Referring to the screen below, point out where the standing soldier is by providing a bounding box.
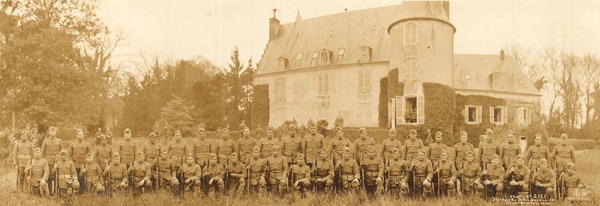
[13,130,34,192]
[41,126,63,195]
[180,156,202,195]
[557,162,585,200]
[202,154,225,197]
[69,129,91,194]
[405,129,424,163]
[267,145,289,194]
[381,128,402,162]
[361,146,384,197]
[81,154,105,195]
[53,149,80,196]
[481,154,505,199]
[290,154,311,197]
[26,148,50,197]
[479,132,500,169]
[119,128,137,168]
[433,150,457,196]
[336,147,360,193]
[259,128,279,159]
[167,130,190,172]
[216,128,235,165]
[386,148,409,198]
[238,127,257,164]
[312,148,334,194]
[410,149,433,198]
[427,131,448,163]
[454,131,475,172]
[328,128,352,166]
[105,127,113,141]
[129,152,152,195]
[500,131,521,169]
[505,154,530,197]
[281,124,303,167]
[458,151,483,196]
[94,136,112,172]
[552,133,576,175]
[192,128,213,168]
[353,128,375,167]
[525,133,550,173]
[103,153,129,193]
[303,124,324,168]
[153,149,179,192]
[225,152,246,195]
[246,147,267,194]
[531,159,555,200]
[141,133,162,163]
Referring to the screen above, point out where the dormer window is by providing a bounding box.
[277,57,288,70]
[320,50,332,66]
[310,52,319,67]
[361,46,371,62]
[404,22,418,46]
[337,48,345,62]
[294,53,303,68]
[491,73,502,89]
[403,58,419,82]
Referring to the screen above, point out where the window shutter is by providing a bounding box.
[489,107,494,123]
[501,106,508,124]
[396,96,405,124]
[476,106,482,123]
[526,109,532,125]
[417,96,425,124]
[463,106,468,122]
[388,98,396,126]
[517,107,524,125]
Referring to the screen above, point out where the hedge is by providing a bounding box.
[548,138,597,150]
[251,84,270,130]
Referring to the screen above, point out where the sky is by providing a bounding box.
[96,0,600,73]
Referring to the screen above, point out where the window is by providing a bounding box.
[310,52,319,67]
[490,106,508,124]
[274,78,285,102]
[403,58,418,82]
[403,22,418,46]
[395,96,424,125]
[337,48,345,62]
[465,74,472,86]
[277,58,288,70]
[517,107,532,126]
[464,105,482,124]
[491,73,502,89]
[320,50,331,66]
[361,46,371,62]
[317,73,329,98]
[405,97,417,123]
[356,102,372,125]
[294,53,303,68]
[357,69,371,95]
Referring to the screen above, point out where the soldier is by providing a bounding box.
[104,153,128,193]
[557,162,585,200]
[479,131,500,169]
[202,154,225,197]
[105,127,113,141]
[81,154,105,195]
[180,156,202,195]
[129,152,152,195]
[362,146,384,197]
[41,126,63,194]
[386,148,409,198]
[481,154,505,199]
[53,149,80,196]
[238,127,257,164]
[259,127,279,158]
[552,133,576,175]
[167,130,190,171]
[427,131,448,163]
[381,128,402,162]
[141,132,162,163]
[410,149,433,198]
[291,154,311,197]
[525,133,550,172]
[266,145,289,194]
[328,128,352,166]
[453,131,475,171]
[281,124,303,167]
[531,159,556,200]
[353,128,375,166]
[69,129,91,194]
[458,151,483,196]
[505,154,530,197]
[225,152,246,195]
[499,131,521,169]
[405,129,424,162]
[119,128,137,169]
[433,149,457,196]
[95,128,104,145]
[246,147,266,194]
[312,148,334,194]
[13,130,34,192]
[192,128,213,168]
[303,124,324,168]
[26,148,50,197]
[216,128,235,164]
[336,147,360,193]
[94,136,112,171]
[153,149,179,192]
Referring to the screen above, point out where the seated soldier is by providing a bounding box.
[81,154,105,195]
[433,149,457,197]
[531,158,555,200]
[267,145,289,194]
[53,149,80,196]
[557,162,584,200]
[336,147,361,193]
[103,153,128,194]
[312,148,334,194]
[26,148,50,197]
[291,154,311,197]
[459,151,483,196]
[181,156,202,195]
[246,147,266,194]
[410,149,433,198]
[362,146,384,197]
[482,154,505,199]
[225,152,246,195]
[153,149,179,192]
[386,148,409,198]
[129,152,152,195]
[505,154,530,197]
[203,154,225,197]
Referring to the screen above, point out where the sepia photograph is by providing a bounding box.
[0,0,599,205]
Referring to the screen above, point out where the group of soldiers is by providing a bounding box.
[11,123,585,202]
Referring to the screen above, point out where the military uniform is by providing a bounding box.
[267,155,289,192]
[453,142,474,170]
[362,156,384,196]
[153,157,179,190]
[405,138,424,162]
[531,168,556,199]
[381,138,402,161]
[203,162,225,195]
[180,163,201,193]
[225,161,246,194]
[557,171,583,199]
[27,157,49,196]
[505,165,530,196]
[141,142,162,162]
[247,157,266,193]
[311,157,334,193]
[94,144,112,171]
[482,164,505,198]
[353,137,375,165]
[69,140,90,193]
[479,141,500,166]
[386,158,409,197]
[459,161,482,195]
[303,133,324,166]
[259,138,279,158]
[238,137,257,163]
[13,140,34,190]
[104,162,128,192]
[167,140,189,168]
[427,142,448,163]
[290,164,311,191]
[192,138,213,167]
[216,139,235,164]
[552,144,575,174]
[411,158,433,197]
[41,137,62,193]
[336,158,360,191]
[328,137,352,163]
[525,145,550,172]
[499,142,520,168]
[281,135,302,165]
[129,160,152,194]
[53,159,79,195]
[433,159,457,196]
[82,162,105,194]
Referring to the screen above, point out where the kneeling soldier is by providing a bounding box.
[246,147,266,194]
[181,156,201,195]
[153,149,179,192]
[459,151,483,196]
[410,149,433,198]
[129,152,152,195]
[362,146,384,197]
[312,148,334,194]
[386,148,409,198]
[53,149,79,196]
[203,154,225,197]
[291,154,311,197]
[26,148,50,197]
[82,154,105,195]
[433,149,456,197]
[505,154,530,198]
[482,154,505,199]
[267,145,289,194]
[531,158,555,200]
[336,147,360,193]
[104,153,128,194]
[557,162,584,200]
[226,152,246,195]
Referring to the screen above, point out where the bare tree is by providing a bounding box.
[579,54,600,128]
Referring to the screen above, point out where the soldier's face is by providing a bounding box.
[86,156,93,163]
[560,134,568,144]
[222,131,230,139]
[417,152,425,160]
[540,161,548,169]
[466,154,474,162]
[199,131,206,138]
[535,137,542,145]
[507,135,514,143]
[389,130,397,138]
[243,129,251,136]
[435,135,442,142]
[271,148,280,156]
[150,136,157,143]
[114,158,121,165]
[360,131,367,138]
[517,158,524,166]
[174,133,182,141]
[487,130,494,137]
[125,132,132,139]
[21,134,28,141]
[343,151,351,159]
[101,139,107,145]
[567,166,575,174]
[319,151,327,159]
[392,152,400,159]
[209,157,217,165]
[336,130,343,137]
[297,157,305,165]
[186,157,194,164]
[309,127,317,135]
[367,150,376,158]
[231,155,239,163]
[410,133,416,139]
[267,131,274,138]
[440,153,448,160]
[492,158,499,165]
[253,150,260,158]
[60,153,68,161]
[137,155,145,162]
[34,151,42,159]
[290,129,296,137]
[49,130,56,136]
[77,133,84,141]
[460,135,467,143]
[161,151,169,158]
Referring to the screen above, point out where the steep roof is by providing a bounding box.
[453,54,540,96]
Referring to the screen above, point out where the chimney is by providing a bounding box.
[269,9,280,41]
[500,49,505,61]
[442,1,450,19]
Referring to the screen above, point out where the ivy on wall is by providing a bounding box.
[251,84,269,130]
[378,77,388,127]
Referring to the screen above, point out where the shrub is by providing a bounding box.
[548,138,597,150]
[251,84,269,130]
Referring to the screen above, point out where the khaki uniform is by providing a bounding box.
[225,162,246,194]
[525,145,550,172]
[118,141,137,166]
[558,171,583,199]
[69,141,91,169]
[181,163,201,192]
[337,158,360,191]
[552,144,575,174]
[303,134,324,164]
[83,162,105,193]
[483,164,505,196]
[259,138,279,158]
[459,161,481,194]
[362,157,383,187]
[290,164,311,190]
[387,158,409,196]
[129,161,152,192]
[411,158,433,196]
[237,137,257,163]
[453,142,474,170]
[531,168,556,199]
[267,155,289,192]
[104,163,128,191]
[216,139,235,164]
[312,157,334,190]
[328,137,352,163]
[427,142,448,163]
[381,138,402,161]
[479,141,500,164]
[353,137,375,164]
[404,139,424,162]
[433,159,457,195]
[247,157,266,193]
[94,144,112,170]
[27,158,49,196]
[506,165,530,195]
[41,138,63,168]
[53,159,79,194]
[192,139,212,167]
[499,142,520,168]
[153,157,178,188]
[281,136,302,164]
[203,163,225,194]
[141,142,161,162]
[167,141,189,167]
[13,140,34,190]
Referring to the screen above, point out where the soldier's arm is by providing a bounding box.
[544,147,550,159]
[185,142,191,156]
[192,165,201,181]
[525,147,532,166]
[58,139,63,151]
[327,161,334,179]
[570,145,576,164]
[42,160,50,181]
[377,159,384,178]
[282,157,290,175]
[41,141,46,157]
[522,169,530,185]
[143,164,151,181]
[68,143,75,161]
[353,161,360,179]
[450,162,457,182]
[499,144,505,160]
[170,164,177,178]
[426,161,433,181]
[121,166,128,183]
[70,162,77,177]
[549,171,556,187]
[380,141,386,159]
[475,166,481,183]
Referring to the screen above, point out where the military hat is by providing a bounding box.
[34,147,42,153]
[266,127,274,132]
[124,128,131,134]
[222,128,230,133]
[49,126,57,132]
[288,124,298,130]
[76,129,84,135]
[230,152,238,157]
[389,128,396,133]
[113,152,121,159]
[21,130,29,136]
[417,149,427,154]
[460,131,468,136]
[507,130,514,135]
[486,128,494,134]
[409,129,417,134]
[197,126,206,132]
[272,145,280,150]
[516,154,524,160]
[307,119,316,127]
[561,133,568,138]
[465,150,475,156]
[149,132,157,137]
[435,131,443,136]
[252,146,260,152]
[367,145,375,152]
[358,127,367,133]
[566,162,575,168]
[343,147,351,153]
[539,158,548,164]
[491,154,499,160]
[174,130,182,135]
[209,153,217,159]
[440,149,448,155]
[392,148,401,153]
[60,149,68,155]
[535,133,542,138]
[297,153,305,159]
